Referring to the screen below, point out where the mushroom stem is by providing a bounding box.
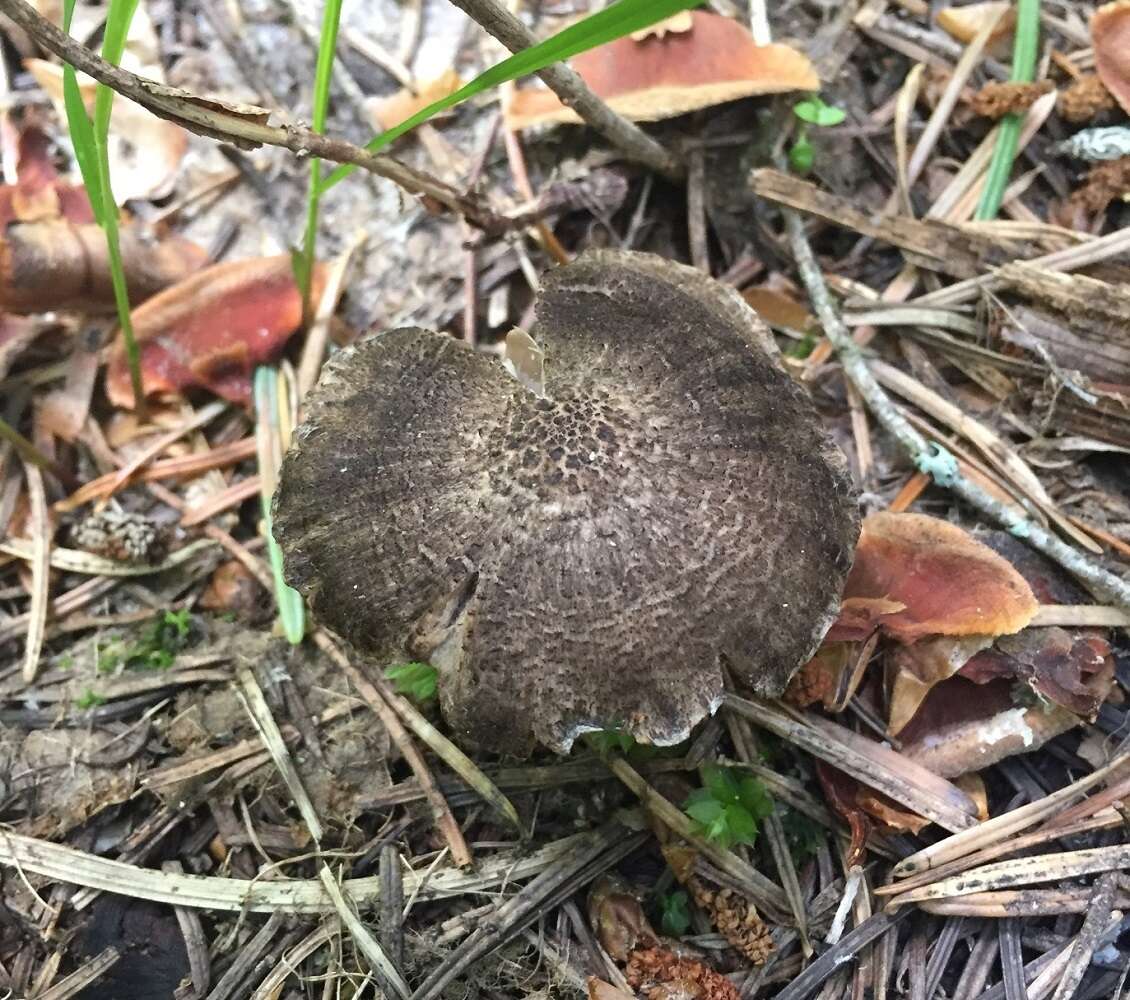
[779,197,1130,609]
[447,0,685,180]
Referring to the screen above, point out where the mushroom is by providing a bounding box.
[273,250,859,754]
[1092,0,1130,115]
[503,11,819,131]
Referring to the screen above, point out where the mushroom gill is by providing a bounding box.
[273,250,859,754]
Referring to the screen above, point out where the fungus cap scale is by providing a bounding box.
[273,251,859,755]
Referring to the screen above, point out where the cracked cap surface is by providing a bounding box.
[273,250,859,754]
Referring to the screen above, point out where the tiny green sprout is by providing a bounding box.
[684,765,773,850]
[789,95,846,175]
[75,688,106,710]
[660,890,691,936]
[385,662,438,702]
[793,96,847,127]
[56,654,74,671]
[164,608,191,639]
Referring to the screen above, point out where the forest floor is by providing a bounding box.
[1,1,1130,998]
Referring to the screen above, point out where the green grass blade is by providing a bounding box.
[60,2,103,223]
[253,366,306,644]
[319,0,701,193]
[975,0,1040,220]
[298,0,344,313]
[93,0,141,139]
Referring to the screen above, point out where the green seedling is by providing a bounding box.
[385,662,438,703]
[659,890,692,936]
[789,95,846,175]
[95,609,193,674]
[684,765,773,850]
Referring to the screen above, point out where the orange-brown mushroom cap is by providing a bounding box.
[1093,0,1130,115]
[829,512,1038,644]
[504,11,819,130]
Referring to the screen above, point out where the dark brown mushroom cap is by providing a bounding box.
[273,251,859,754]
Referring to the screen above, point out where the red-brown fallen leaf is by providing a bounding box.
[896,676,1079,778]
[960,629,1115,719]
[0,222,207,313]
[1092,1,1130,115]
[827,512,1038,643]
[0,124,93,227]
[105,256,327,408]
[887,634,995,736]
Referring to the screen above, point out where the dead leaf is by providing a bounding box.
[0,123,92,227]
[960,629,1115,720]
[588,875,657,962]
[1093,1,1130,115]
[0,222,207,313]
[828,512,1038,644]
[366,69,464,130]
[105,256,327,408]
[897,676,1080,778]
[887,634,995,736]
[740,286,814,331]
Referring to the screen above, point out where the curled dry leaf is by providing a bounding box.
[1092,1,1130,115]
[936,2,1015,57]
[505,11,818,129]
[887,634,995,737]
[105,255,327,409]
[829,512,1038,644]
[588,875,657,963]
[961,629,1115,720]
[0,222,206,313]
[25,59,188,203]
